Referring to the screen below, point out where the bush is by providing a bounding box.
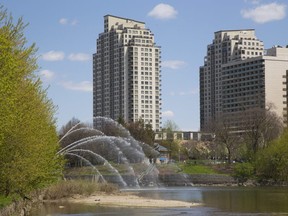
[233,162,254,185]
[255,130,288,183]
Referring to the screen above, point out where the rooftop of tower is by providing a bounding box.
[214,29,255,33]
[104,14,145,25]
[104,15,146,32]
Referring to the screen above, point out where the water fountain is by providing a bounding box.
[57,117,160,187]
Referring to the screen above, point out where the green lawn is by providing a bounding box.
[178,163,219,174]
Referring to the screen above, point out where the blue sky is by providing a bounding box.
[2,0,287,131]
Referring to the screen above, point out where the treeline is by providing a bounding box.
[0,6,63,199]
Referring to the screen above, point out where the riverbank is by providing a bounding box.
[66,192,200,208]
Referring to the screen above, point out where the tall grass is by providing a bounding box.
[43,180,118,200]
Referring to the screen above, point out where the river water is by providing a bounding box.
[30,186,288,216]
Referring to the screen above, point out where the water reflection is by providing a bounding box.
[129,187,288,213]
[30,187,288,216]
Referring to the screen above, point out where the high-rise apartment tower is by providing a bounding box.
[93,15,161,131]
[200,29,288,131]
[200,29,264,131]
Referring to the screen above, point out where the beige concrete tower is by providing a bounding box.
[93,15,161,131]
[200,29,264,131]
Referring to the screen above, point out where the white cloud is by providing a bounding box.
[60,81,92,92]
[70,19,79,26]
[162,60,186,69]
[39,70,55,80]
[162,110,174,117]
[41,51,65,61]
[59,18,79,26]
[68,53,91,61]
[148,3,178,20]
[59,18,68,25]
[241,3,286,23]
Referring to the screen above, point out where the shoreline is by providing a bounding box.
[66,192,200,208]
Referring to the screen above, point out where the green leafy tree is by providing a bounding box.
[162,120,179,140]
[255,129,288,183]
[161,120,180,160]
[0,7,63,197]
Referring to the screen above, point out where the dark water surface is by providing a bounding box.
[29,186,288,216]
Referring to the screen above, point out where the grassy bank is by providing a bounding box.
[179,163,218,174]
[0,180,118,216]
[43,180,119,200]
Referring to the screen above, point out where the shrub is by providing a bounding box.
[233,162,254,185]
[255,130,288,183]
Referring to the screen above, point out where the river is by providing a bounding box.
[30,186,288,216]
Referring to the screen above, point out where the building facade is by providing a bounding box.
[93,15,161,131]
[222,47,288,127]
[200,29,288,131]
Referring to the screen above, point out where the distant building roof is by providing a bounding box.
[156,144,169,152]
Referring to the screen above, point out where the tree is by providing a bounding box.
[162,120,179,139]
[58,117,81,138]
[117,115,126,127]
[181,140,211,160]
[215,117,242,164]
[242,105,283,157]
[255,128,288,183]
[125,119,155,145]
[161,120,180,160]
[0,7,63,197]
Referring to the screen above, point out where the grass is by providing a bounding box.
[43,180,118,200]
[0,196,13,209]
[178,163,219,174]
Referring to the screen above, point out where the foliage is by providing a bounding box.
[0,195,13,209]
[0,7,63,197]
[162,120,179,140]
[181,141,212,160]
[116,115,126,126]
[158,139,180,160]
[58,117,82,138]
[232,162,254,185]
[255,129,288,183]
[162,120,179,132]
[117,118,155,145]
[43,180,118,200]
[125,119,155,145]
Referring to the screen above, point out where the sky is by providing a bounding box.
[2,0,288,131]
